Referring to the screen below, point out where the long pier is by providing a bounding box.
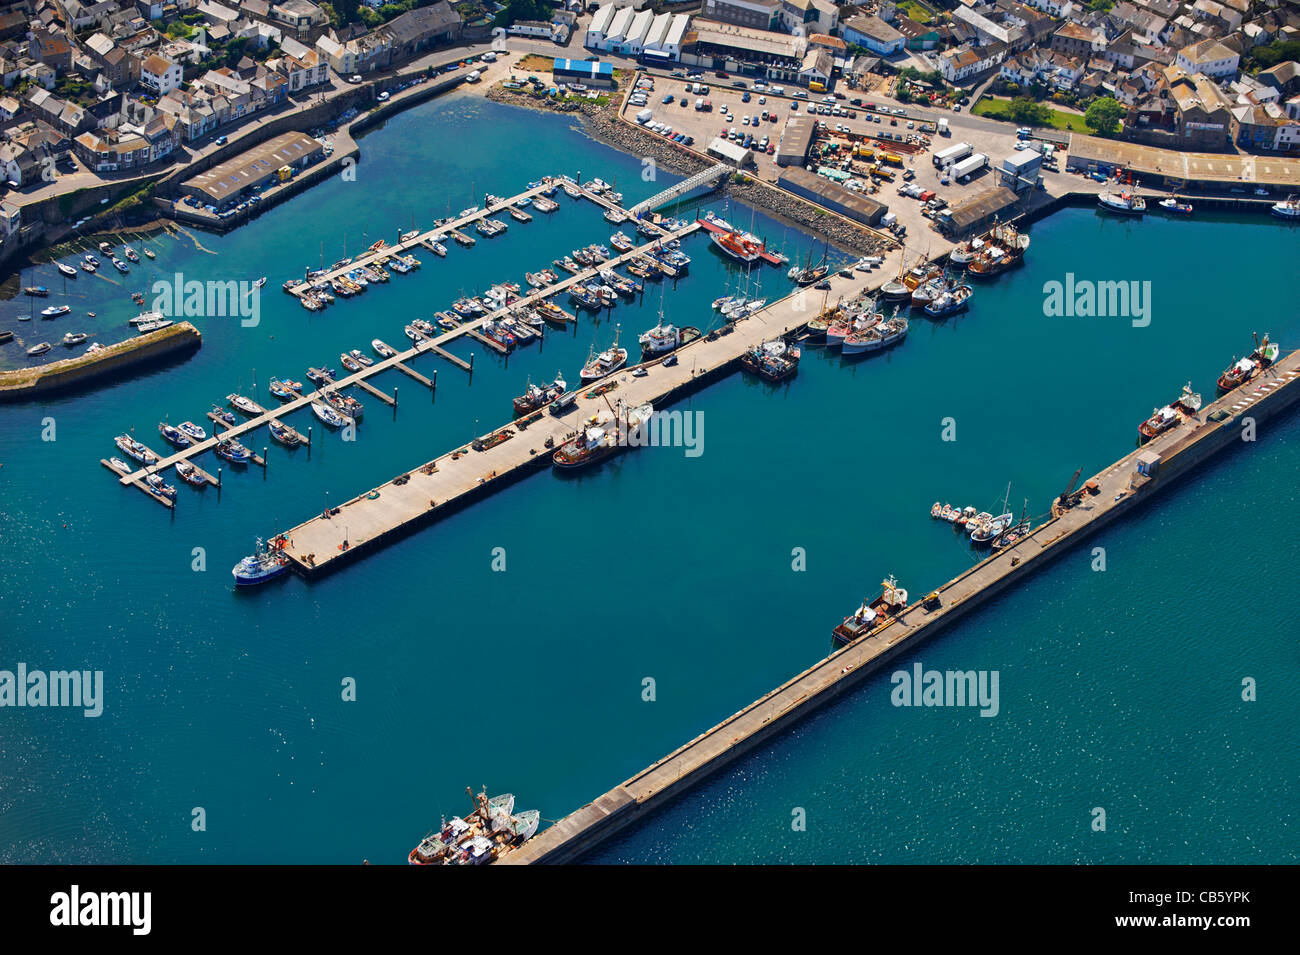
[495,348,1300,863]
[112,216,703,489]
[286,177,669,297]
[271,255,870,575]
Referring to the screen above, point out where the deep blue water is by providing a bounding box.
[1,92,1296,863]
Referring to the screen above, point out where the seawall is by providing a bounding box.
[0,322,202,403]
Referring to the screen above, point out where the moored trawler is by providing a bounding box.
[512,373,567,416]
[832,577,909,645]
[1270,194,1300,220]
[408,788,541,865]
[551,401,654,470]
[638,314,699,358]
[740,337,800,382]
[1138,382,1202,441]
[966,222,1029,278]
[579,329,627,382]
[232,536,291,587]
[1098,190,1146,215]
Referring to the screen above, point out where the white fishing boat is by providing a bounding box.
[1270,195,1300,220]
[1098,190,1145,215]
[579,329,628,382]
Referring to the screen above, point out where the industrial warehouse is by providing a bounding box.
[181,132,326,209]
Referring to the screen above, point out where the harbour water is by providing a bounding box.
[1,93,1296,863]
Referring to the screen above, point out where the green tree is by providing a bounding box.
[1008,96,1051,125]
[1084,96,1124,136]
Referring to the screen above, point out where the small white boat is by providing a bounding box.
[27,342,52,356]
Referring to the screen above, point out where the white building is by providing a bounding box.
[140,54,183,96]
[585,5,690,60]
[1174,38,1240,80]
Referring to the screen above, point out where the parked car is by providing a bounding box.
[214,135,228,145]
[662,94,674,104]
[348,75,362,84]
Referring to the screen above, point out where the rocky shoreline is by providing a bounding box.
[485,85,897,259]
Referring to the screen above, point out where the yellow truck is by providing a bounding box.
[808,81,826,93]
[854,145,876,161]
[881,152,904,167]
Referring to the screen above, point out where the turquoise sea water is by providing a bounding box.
[1,93,1296,863]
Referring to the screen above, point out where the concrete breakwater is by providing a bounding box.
[503,350,1300,863]
[0,322,201,403]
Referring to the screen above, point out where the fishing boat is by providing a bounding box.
[948,237,984,269]
[832,577,909,645]
[609,232,634,253]
[512,373,567,416]
[179,421,207,441]
[40,304,71,318]
[214,438,253,464]
[1217,357,1257,391]
[639,315,700,358]
[143,248,156,260]
[268,420,301,447]
[340,353,363,373]
[740,338,800,382]
[536,300,574,326]
[1158,195,1193,215]
[83,253,100,267]
[227,394,263,417]
[232,537,291,587]
[111,257,129,273]
[569,284,605,311]
[210,406,237,427]
[268,378,299,402]
[966,222,1029,278]
[552,401,654,470]
[311,402,349,428]
[61,331,88,346]
[924,284,972,317]
[56,262,77,278]
[124,247,140,263]
[114,434,157,464]
[323,390,364,421]
[26,341,52,357]
[579,330,628,382]
[408,788,541,865]
[98,241,114,254]
[841,315,884,355]
[146,473,177,500]
[80,260,97,273]
[970,512,1014,546]
[373,339,397,358]
[252,276,267,288]
[1269,195,1300,220]
[428,240,448,257]
[136,318,173,333]
[1137,403,1180,441]
[404,324,426,344]
[176,461,206,486]
[1098,190,1145,215]
[348,349,374,368]
[159,422,192,448]
[306,366,336,386]
[0,331,13,343]
[1251,331,1280,367]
